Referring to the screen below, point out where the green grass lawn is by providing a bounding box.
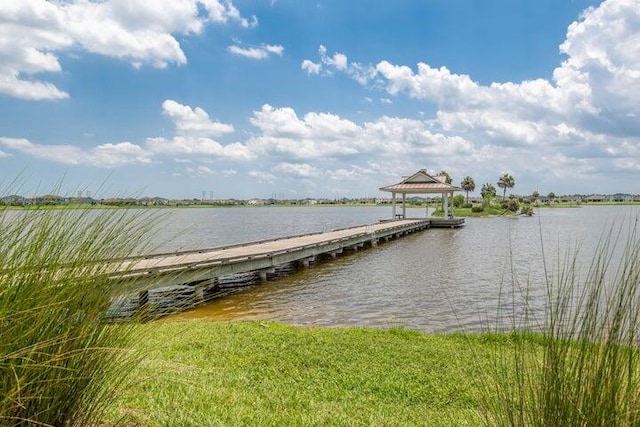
[109,321,511,426]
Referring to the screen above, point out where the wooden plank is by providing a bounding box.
[120,219,430,278]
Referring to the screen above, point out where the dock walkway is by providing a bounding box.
[110,217,463,315]
[122,219,432,287]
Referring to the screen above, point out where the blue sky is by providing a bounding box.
[1,0,639,199]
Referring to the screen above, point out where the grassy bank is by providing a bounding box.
[109,321,520,426]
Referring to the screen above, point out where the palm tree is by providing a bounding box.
[531,190,540,202]
[436,170,453,211]
[531,190,540,206]
[437,170,452,184]
[497,173,515,199]
[460,176,475,205]
[481,183,496,204]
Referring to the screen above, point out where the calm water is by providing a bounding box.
[148,205,640,332]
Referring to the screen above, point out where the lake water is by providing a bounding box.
[149,205,640,332]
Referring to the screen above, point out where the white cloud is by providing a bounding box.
[272,162,320,178]
[149,100,253,160]
[248,170,276,183]
[227,43,284,60]
[0,137,151,166]
[0,100,254,168]
[147,136,255,160]
[162,99,234,137]
[301,45,376,83]
[322,50,347,71]
[325,164,378,181]
[186,165,214,176]
[245,104,475,168]
[301,59,321,75]
[0,149,9,158]
[0,0,252,100]
[247,104,364,158]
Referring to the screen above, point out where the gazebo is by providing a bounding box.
[379,169,462,219]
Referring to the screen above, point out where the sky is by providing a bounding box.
[1,0,639,199]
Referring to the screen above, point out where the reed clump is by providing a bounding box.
[480,224,640,426]
[0,207,159,426]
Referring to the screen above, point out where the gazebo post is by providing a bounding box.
[402,193,406,219]
[451,191,454,217]
[392,192,396,219]
[443,192,449,218]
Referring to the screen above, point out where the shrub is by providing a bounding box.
[0,206,161,426]
[501,199,520,212]
[471,204,485,213]
[478,223,640,427]
[520,206,534,216]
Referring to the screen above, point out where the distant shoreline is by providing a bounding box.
[1,200,639,211]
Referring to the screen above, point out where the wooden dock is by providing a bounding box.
[109,217,464,317]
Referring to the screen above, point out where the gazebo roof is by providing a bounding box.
[379,169,462,194]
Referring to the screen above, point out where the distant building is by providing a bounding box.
[610,193,633,202]
[584,194,607,202]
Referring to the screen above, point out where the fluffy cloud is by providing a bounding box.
[557,0,640,135]
[272,162,321,178]
[162,99,234,137]
[0,0,253,100]
[147,136,254,160]
[248,170,276,183]
[227,43,284,59]
[247,104,473,161]
[0,137,151,166]
[239,103,481,195]
[301,45,376,84]
[147,100,253,160]
[320,45,347,71]
[301,59,321,74]
[142,100,486,190]
[186,165,214,176]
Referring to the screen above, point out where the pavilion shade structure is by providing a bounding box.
[379,169,462,219]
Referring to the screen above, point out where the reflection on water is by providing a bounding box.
[155,205,640,332]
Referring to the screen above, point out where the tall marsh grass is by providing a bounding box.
[0,207,160,426]
[480,222,640,426]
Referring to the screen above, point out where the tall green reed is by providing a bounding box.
[0,206,161,426]
[479,220,640,426]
